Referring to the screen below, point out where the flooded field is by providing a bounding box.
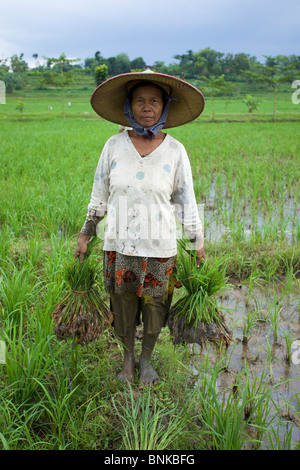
[0,118,299,449]
[204,176,300,245]
[185,280,300,448]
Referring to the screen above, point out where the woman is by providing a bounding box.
[75,71,205,386]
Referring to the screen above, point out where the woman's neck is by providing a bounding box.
[128,130,166,155]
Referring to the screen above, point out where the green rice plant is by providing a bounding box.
[0,226,11,261]
[0,433,9,450]
[278,251,300,281]
[0,260,39,322]
[251,393,282,449]
[265,418,295,450]
[20,234,45,269]
[193,357,289,450]
[266,336,275,383]
[112,387,189,450]
[267,285,283,342]
[294,221,300,244]
[193,374,255,449]
[173,239,229,328]
[261,255,281,282]
[229,219,246,243]
[1,314,62,402]
[242,308,258,344]
[242,361,270,420]
[243,269,264,308]
[68,397,113,450]
[193,355,246,447]
[33,376,81,448]
[0,396,38,450]
[42,234,71,285]
[281,327,293,363]
[52,236,113,345]
[33,289,61,342]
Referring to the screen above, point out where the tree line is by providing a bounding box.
[1,47,300,94]
[1,48,300,121]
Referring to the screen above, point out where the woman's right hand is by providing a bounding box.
[75,234,91,263]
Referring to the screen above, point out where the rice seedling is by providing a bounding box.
[251,395,283,449]
[0,396,42,450]
[267,285,284,342]
[1,313,61,402]
[243,269,264,308]
[193,355,293,450]
[242,361,271,421]
[42,234,72,286]
[265,418,295,450]
[0,226,11,261]
[193,366,269,450]
[168,239,232,348]
[266,336,275,383]
[112,387,189,450]
[52,236,113,345]
[281,327,294,363]
[242,308,258,344]
[33,376,80,448]
[0,260,39,322]
[19,234,45,269]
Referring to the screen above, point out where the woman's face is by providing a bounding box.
[131,84,164,128]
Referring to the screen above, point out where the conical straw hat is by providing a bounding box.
[90,71,205,128]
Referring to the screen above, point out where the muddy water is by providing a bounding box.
[187,281,300,448]
[202,178,300,244]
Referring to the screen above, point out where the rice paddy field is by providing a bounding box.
[0,88,299,451]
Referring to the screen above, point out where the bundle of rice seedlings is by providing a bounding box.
[52,237,113,345]
[168,239,233,349]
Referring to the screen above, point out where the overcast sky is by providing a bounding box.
[1,0,299,67]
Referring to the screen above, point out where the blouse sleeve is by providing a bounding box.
[80,142,110,236]
[171,145,204,247]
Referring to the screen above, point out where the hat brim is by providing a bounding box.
[90,72,205,128]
